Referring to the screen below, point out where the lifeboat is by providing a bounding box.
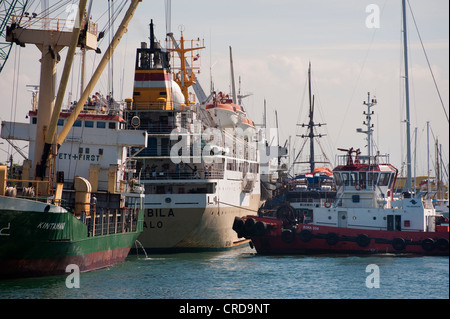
[205,92,239,127]
[239,118,256,131]
[313,166,333,177]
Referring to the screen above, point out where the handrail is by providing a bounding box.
[83,208,139,237]
[11,14,98,35]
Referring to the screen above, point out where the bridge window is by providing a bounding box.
[379,172,391,186]
[350,172,358,186]
[333,172,342,186]
[341,172,350,186]
[368,172,378,186]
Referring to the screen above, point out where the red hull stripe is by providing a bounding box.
[238,217,449,256]
[0,247,132,279]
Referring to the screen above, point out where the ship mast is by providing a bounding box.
[402,0,413,192]
[357,92,377,165]
[167,30,205,105]
[297,62,327,173]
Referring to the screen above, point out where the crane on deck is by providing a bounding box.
[0,0,30,73]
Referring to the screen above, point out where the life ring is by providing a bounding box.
[326,232,339,246]
[299,229,313,242]
[436,238,449,251]
[421,238,435,252]
[392,237,406,251]
[281,229,295,243]
[254,221,267,236]
[324,201,332,208]
[355,183,362,191]
[356,234,371,247]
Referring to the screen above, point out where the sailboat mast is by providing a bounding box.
[402,0,413,192]
[297,63,327,173]
[308,62,315,172]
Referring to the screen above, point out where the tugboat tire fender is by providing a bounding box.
[233,217,245,232]
[299,229,313,242]
[254,221,267,236]
[356,234,371,247]
[244,218,256,235]
[281,229,295,243]
[325,232,339,246]
[421,238,435,251]
[436,238,449,251]
[392,237,406,251]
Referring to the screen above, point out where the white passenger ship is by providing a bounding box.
[125,21,261,252]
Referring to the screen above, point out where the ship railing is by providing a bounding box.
[138,123,178,134]
[133,123,197,135]
[82,207,139,237]
[337,179,386,191]
[198,168,224,179]
[335,154,390,166]
[11,15,98,35]
[141,169,224,180]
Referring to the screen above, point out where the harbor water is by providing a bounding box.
[0,245,448,300]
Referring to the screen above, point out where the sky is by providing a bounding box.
[0,0,448,180]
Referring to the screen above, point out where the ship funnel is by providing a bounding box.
[150,19,155,50]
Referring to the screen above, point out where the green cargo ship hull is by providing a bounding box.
[0,196,144,279]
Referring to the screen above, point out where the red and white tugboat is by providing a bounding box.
[234,94,449,256]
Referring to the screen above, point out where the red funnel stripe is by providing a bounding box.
[135,73,171,81]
